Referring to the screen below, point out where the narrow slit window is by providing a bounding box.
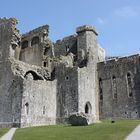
[43,106,46,115]
[99,78,103,101]
[112,76,117,99]
[25,102,29,115]
[66,45,70,52]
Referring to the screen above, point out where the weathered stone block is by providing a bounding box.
[69,112,90,126]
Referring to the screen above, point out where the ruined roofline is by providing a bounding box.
[98,54,140,65]
[55,34,77,44]
[22,24,49,38]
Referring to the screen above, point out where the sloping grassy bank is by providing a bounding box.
[13,120,140,140]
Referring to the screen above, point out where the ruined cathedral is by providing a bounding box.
[0,18,140,128]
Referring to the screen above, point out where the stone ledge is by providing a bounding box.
[76,25,98,35]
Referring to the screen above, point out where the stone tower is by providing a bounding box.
[76,25,99,122]
[0,18,22,127]
[0,18,21,61]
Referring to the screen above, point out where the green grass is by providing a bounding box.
[12,120,140,140]
[0,128,9,137]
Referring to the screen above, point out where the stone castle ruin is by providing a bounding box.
[0,18,140,128]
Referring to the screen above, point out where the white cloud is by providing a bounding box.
[114,6,139,18]
[97,17,104,24]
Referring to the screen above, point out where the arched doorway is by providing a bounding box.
[85,102,92,114]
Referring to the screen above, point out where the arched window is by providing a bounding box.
[24,71,44,80]
[112,75,117,99]
[126,72,133,97]
[31,36,39,46]
[85,102,92,114]
[99,78,103,101]
[22,40,28,49]
[25,102,29,115]
[43,48,49,55]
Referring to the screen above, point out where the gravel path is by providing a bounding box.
[125,125,140,140]
[0,128,17,140]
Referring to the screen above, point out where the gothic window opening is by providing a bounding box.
[99,78,103,101]
[25,102,29,115]
[22,40,28,49]
[85,102,92,114]
[112,76,117,99]
[51,68,56,81]
[85,104,88,114]
[31,36,39,46]
[43,62,47,67]
[43,48,49,55]
[126,72,133,97]
[66,45,70,52]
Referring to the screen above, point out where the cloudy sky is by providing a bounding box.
[0,0,140,56]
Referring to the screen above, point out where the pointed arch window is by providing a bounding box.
[126,72,133,97]
[85,102,92,114]
[31,36,39,46]
[22,40,28,49]
[99,78,103,101]
[25,102,29,115]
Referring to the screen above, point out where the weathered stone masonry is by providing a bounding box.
[98,54,140,120]
[0,17,139,128]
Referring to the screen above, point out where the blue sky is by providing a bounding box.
[0,0,140,56]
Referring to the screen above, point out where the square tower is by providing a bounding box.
[76,25,99,122]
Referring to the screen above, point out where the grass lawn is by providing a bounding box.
[12,120,140,140]
[0,128,9,137]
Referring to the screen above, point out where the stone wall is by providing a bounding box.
[56,64,78,123]
[0,61,23,127]
[20,25,54,67]
[9,59,56,127]
[20,79,57,127]
[54,35,77,60]
[98,54,140,120]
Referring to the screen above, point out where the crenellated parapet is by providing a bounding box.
[76,25,98,35]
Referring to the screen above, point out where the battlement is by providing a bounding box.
[76,25,98,35]
[55,35,77,44]
[98,54,140,68]
[0,17,18,25]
